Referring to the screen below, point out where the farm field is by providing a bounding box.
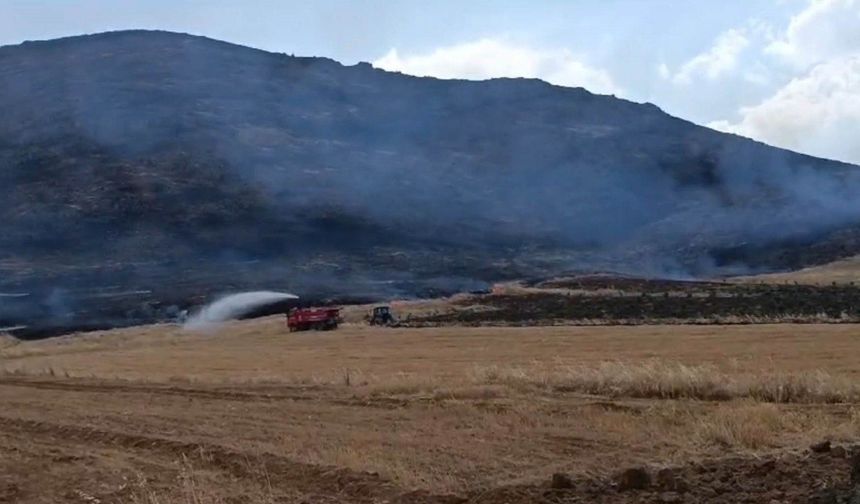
[733,255,860,285]
[3,320,860,502]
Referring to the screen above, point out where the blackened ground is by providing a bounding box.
[413,276,860,325]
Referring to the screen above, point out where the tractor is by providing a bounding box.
[368,305,397,326]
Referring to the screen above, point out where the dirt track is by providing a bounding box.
[0,376,462,504]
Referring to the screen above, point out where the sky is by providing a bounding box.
[2,0,859,164]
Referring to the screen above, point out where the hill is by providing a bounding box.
[2,30,860,334]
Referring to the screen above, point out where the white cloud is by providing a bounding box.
[708,55,860,164]
[707,0,860,164]
[766,0,860,67]
[742,61,772,86]
[668,28,750,85]
[373,38,621,95]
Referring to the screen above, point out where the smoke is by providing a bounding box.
[184,291,298,330]
[4,30,860,340]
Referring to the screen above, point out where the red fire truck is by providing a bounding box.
[286,307,341,332]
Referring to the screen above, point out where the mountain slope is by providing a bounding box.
[2,30,860,333]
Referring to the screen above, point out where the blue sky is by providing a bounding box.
[3,0,859,164]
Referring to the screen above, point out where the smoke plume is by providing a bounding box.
[3,30,860,337]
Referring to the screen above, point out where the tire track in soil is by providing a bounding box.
[3,412,857,503]
[0,378,417,409]
[9,379,858,502]
[0,377,319,402]
[0,415,465,504]
[16,377,859,414]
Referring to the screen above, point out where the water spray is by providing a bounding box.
[184,291,298,330]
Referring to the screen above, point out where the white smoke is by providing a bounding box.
[184,291,298,330]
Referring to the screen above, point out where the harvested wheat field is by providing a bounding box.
[734,255,860,286]
[3,320,860,503]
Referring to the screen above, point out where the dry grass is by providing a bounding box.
[471,361,860,403]
[0,333,19,350]
[127,455,279,504]
[694,402,788,449]
[4,320,860,381]
[734,254,860,285]
[3,320,860,499]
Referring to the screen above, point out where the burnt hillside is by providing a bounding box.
[2,30,860,334]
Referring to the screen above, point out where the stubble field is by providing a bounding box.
[3,319,860,503]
